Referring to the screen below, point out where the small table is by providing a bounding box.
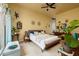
[12,33,19,41]
[53,32,66,36]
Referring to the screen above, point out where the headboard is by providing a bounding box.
[26,30,45,37]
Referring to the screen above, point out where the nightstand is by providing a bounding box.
[12,33,19,41]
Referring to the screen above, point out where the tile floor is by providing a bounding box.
[20,42,61,56]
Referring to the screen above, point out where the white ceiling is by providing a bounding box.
[9,3,79,17]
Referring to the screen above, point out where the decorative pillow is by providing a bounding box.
[34,32,39,35]
[30,31,34,34]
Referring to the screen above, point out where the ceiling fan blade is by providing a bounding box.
[41,6,48,8]
[50,3,55,6]
[46,3,50,6]
[50,7,56,9]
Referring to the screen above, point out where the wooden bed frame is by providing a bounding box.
[26,30,60,50]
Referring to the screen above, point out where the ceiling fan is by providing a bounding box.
[41,3,56,11]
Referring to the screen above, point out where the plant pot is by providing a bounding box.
[63,43,72,54]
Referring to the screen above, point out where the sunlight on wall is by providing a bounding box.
[56,7,79,33]
[56,7,79,25]
[8,4,51,41]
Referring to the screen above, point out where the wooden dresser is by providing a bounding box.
[12,33,19,41]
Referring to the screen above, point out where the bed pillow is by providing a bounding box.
[41,31,45,34]
[34,32,39,35]
[38,32,42,35]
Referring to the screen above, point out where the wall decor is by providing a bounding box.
[17,21,22,29]
[31,21,35,25]
[45,26,47,28]
[38,21,41,26]
[62,20,68,30]
[58,21,61,24]
[65,20,68,23]
[15,11,19,19]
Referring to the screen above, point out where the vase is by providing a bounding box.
[63,43,72,54]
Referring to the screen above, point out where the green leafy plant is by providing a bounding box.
[12,26,19,35]
[64,20,79,48]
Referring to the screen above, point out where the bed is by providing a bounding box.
[27,30,60,50]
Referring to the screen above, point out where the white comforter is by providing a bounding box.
[44,34,59,44]
[30,33,60,50]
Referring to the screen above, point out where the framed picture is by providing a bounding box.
[38,21,41,26]
[31,21,35,25]
[17,21,22,29]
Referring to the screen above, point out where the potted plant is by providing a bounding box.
[63,20,79,53]
[12,26,20,35]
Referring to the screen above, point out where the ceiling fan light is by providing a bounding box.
[41,3,56,11]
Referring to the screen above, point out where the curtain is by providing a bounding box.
[0,4,12,49]
[5,8,12,45]
[0,4,6,49]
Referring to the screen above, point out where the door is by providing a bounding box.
[51,18,56,32]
